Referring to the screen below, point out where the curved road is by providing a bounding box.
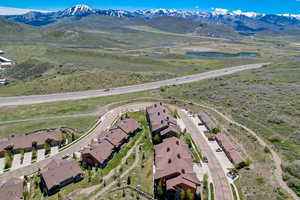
[0,63,269,107]
[0,102,152,184]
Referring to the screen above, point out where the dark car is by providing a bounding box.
[203,156,208,163]
[104,88,110,92]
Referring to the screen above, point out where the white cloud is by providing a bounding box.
[0,7,51,15]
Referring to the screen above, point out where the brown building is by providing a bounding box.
[215,134,245,167]
[82,139,115,168]
[197,112,217,132]
[41,159,83,195]
[154,137,200,198]
[0,178,24,200]
[0,129,62,155]
[146,102,180,139]
[116,118,140,136]
[82,118,141,168]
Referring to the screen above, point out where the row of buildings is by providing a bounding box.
[197,111,245,167]
[197,112,217,133]
[0,118,142,197]
[41,118,141,194]
[82,118,141,168]
[0,129,62,156]
[146,102,181,140]
[215,134,245,168]
[147,103,200,199]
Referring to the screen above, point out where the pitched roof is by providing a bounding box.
[104,128,129,147]
[160,124,181,136]
[154,137,196,181]
[0,178,24,200]
[116,119,140,134]
[215,134,245,165]
[198,112,216,131]
[166,174,200,191]
[0,129,62,152]
[41,159,83,190]
[83,139,115,164]
[146,103,179,134]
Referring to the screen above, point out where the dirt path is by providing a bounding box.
[68,135,143,200]
[92,143,142,200]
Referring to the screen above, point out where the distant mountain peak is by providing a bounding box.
[60,4,96,16]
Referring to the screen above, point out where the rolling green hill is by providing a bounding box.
[0,16,40,40]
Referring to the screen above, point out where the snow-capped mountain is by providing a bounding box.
[135,9,195,18]
[3,4,300,36]
[278,13,300,20]
[57,4,97,17]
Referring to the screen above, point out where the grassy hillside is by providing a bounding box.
[0,40,264,96]
[0,61,299,199]
[0,16,40,40]
[157,61,300,197]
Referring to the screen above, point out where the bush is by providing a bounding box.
[5,59,53,80]
[267,113,285,124]
[153,134,162,144]
[264,146,271,153]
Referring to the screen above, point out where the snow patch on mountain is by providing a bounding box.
[278,13,300,20]
[232,10,260,18]
[212,8,229,15]
[60,4,96,16]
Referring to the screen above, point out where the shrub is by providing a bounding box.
[5,59,53,80]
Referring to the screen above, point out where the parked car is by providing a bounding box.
[203,156,208,163]
[216,148,223,152]
[227,171,237,180]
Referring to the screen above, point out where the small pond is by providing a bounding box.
[186,52,258,58]
[156,43,175,47]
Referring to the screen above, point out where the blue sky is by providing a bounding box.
[0,0,300,14]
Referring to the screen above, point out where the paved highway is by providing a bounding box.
[0,63,269,107]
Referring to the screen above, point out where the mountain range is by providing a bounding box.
[3,4,300,38]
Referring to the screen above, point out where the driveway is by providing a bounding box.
[191,115,234,174]
[11,153,22,170]
[0,157,5,173]
[37,149,45,162]
[50,146,59,156]
[179,109,233,200]
[22,152,32,167]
